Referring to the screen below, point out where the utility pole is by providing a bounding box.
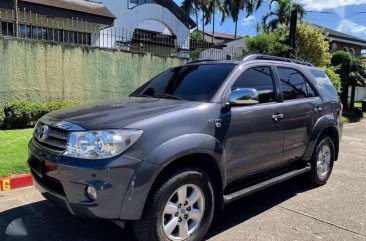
[13,0,18,37]
[289,9,297,58]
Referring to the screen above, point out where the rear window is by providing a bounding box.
[310,69,338,101]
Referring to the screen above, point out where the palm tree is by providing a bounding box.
[262,0,305,32]
[181,0,210,39]
[205,0,227,43]
[224,0,263,39]
[181,0,200,30]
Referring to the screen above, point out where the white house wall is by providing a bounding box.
[348,86,366,101]
[98,0,190,50]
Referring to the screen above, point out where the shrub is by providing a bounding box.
[331,50,352,66]
[45,100,78,112]
[2,100,78,129]
[0,110,4,128]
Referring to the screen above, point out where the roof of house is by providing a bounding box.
[200,30,242,40]
[21,0,116,19]
[315,24,366,46]
[154,0,196,29]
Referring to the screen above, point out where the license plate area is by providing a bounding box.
[29,156,44,178]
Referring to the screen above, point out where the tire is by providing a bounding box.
[133,168,215,241]
[309,136,335,186]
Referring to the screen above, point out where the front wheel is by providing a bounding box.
[133,168,215,241]
[309,136,335,186]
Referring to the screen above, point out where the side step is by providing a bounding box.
[223,164,311,204]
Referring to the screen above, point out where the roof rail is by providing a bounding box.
[186,59,217,64]
[243,54,314,67]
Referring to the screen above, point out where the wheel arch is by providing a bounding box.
[317,126,340,161]
[143,152,225,218]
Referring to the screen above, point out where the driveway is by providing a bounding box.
[1,120,365,241]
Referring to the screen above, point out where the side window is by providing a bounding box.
[231,67,275,104]
[277,67,315,100]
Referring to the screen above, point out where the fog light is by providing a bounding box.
[86,186,97,200]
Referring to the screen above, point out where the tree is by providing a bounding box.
[262,0,305,32]
[245,31,290,56]
[204,0,227,43]
[348,59,366,110]
[331,50,352,109]
[280,23,331,66]
[245,23,331,67]
[181,0,200,30]
[224,0,263,39]
[331,51,366,110]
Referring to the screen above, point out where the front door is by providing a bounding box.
[223,66,284,181]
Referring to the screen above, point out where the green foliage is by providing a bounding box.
[290,23,331,66]
[245,23,331,67]
[324,67,341,92]
[3,100,78,129]
[262,0,305,32]
[0,110,4,128]
[190,31,204,41]
[331,50,352,66]
[45,100,78,112]
[245,31,291,56]
[349,59,366,87]
[331,51,366,87]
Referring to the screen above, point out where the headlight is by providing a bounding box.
[64,129,143,159]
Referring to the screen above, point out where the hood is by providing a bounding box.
[44,97,198,129]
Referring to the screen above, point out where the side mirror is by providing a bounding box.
[229,88,259,106]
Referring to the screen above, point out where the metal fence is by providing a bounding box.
[0,8,244,60]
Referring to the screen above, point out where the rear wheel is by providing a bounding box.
[133,168,215,241]
[309,136,335,186]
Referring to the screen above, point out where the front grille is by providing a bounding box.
[33,122,69,153]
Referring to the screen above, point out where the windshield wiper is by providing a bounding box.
[153,94,185,100]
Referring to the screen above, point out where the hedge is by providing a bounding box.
[1,100,78,129]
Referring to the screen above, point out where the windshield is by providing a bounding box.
[131,64,236,102]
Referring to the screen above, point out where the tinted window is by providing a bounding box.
[278,68,315,100]
[231,67,275,103]
[310,69,338,101]
[131,64,236,102]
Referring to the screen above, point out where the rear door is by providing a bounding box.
[275,66,323,162]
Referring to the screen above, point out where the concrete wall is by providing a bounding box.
[0,37,185,107]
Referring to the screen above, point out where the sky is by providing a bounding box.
[100,0,366,40]
[173,0,366,39]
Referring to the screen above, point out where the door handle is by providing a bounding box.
[314,106,323,113]
[272,113,284,122]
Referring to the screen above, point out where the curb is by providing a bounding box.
[0,174,33,192]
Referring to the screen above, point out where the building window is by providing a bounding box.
[1,22,14,36]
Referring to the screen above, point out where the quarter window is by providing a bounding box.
[277,67,316,100]
[231,67,276,104]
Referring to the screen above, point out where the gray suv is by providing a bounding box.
[28,55,343,241]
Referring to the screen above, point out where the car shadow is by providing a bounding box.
[0,176,314,241]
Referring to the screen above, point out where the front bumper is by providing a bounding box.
[28,140,159,220]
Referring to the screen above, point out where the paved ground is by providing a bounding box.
[0,120,365,241]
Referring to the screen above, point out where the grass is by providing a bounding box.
[0,129,33,177]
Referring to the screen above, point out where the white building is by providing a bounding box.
[199,38,246,60]
[98,0,196,56]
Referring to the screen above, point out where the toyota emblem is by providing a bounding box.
[36,125,50,142]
